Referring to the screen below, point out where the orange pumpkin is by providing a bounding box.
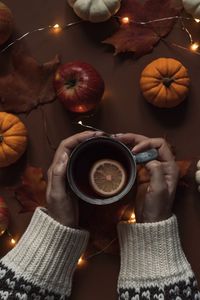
[0,2,13,45]
[0,112,28,167]
[0,196,9,236]
[140,58,190,108]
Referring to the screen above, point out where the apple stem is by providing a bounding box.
[66,79,77,89]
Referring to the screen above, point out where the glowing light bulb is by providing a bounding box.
[78,121,83,125]
[53,24,60,28]
[52,24,62,33]
[0,229,5,236]
[10,238,16,245]
[78,256,84,266]
[190,42,199,51]
[129,211,136,223]
[121,17,130,25]
[195,18,200,23]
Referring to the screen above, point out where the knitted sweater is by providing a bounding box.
[117,217,200,299]
[0,208,199,299]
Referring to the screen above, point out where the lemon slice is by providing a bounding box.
[89,159,127,197]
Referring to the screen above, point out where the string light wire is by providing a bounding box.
[0,16,200,55]
[6,230,16,246]
[85,237,117,260]
[179,17,194,45]
[119,15,200,52]
[0,20,84,54]
[77,210,136,267]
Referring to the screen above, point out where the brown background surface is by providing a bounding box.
[1,1,200,299]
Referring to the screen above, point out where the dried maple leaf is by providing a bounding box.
[0,46,60,113]
[176,160,192,178]
[15,166,47,213]
[137,160,192,185]
[103,0,182,56]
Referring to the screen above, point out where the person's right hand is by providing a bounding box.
[46,131,103,227]
[113,133,180,223]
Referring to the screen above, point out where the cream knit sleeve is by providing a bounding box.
[117,215,200,299]
[0,207,89,299]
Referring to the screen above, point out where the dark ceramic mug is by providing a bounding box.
[67,136,158,205]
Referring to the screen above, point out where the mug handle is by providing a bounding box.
[134,148,158,164]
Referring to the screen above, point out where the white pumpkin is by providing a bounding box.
[195,170,200,183]
[182,0,200,18]
[195,160,200,191]
[68,0,121,23]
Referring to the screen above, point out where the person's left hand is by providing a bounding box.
[46,131,103,227]
[112,133,179,223]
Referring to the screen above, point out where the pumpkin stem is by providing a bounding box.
[0,135,3,143]
[163,77,174,88]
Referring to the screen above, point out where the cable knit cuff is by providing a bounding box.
[117,215,194,290]
[1,207,89,297]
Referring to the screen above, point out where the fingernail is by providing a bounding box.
[94,131,104,136]
[132,146,138,152]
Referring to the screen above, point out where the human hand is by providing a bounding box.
[113,133,179,223]
[46,131,103,227]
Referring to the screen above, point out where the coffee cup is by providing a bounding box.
[67,136,157,205]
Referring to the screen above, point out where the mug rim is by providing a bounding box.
[67,136,136,205]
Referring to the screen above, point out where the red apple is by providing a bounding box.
[54,61,105,113]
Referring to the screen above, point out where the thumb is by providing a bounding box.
[145,161,167,193]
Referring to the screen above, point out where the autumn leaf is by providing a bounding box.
[177,160,192,178]
[103,0,182,56]
[0,46,60,113]
[15,166,47,213]
[137,160,192,185]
